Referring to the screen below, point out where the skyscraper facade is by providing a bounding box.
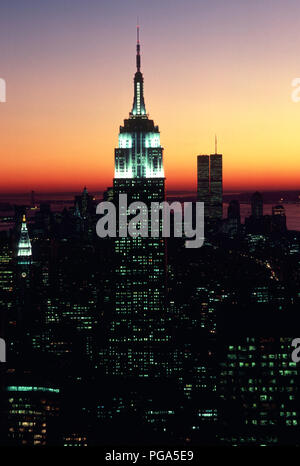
[251,192,263,219]
[106,28,168,378]
[209,153,223,220]
[271,205,286,232]
[197,155,210,218]
[197,150,223,221]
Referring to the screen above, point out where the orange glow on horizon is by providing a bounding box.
[1,3,300,195]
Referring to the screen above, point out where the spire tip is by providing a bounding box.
[136,21,141,72]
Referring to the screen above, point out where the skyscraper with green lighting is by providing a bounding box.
[106,27,169,378]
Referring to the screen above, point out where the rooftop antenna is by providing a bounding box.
[136,17,141,71]
[215,134,218,154]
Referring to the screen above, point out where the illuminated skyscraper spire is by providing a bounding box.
[115,25,164,179]
[17,215,32,261]
[130,24,146,117]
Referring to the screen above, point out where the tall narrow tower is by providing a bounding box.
[15,213,32,292]
[197,139,223,221]
[210,152,223,220]
[107,28,168,378]
[197,155,210,218]
[11,214,33,358]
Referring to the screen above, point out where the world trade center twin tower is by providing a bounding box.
[197,149,223,221]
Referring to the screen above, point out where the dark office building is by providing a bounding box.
[228,200,240,223]
[221,199,241,236]
[197,155,210,218]
[251,191,263,219]
[272,205,287,232]
[74,186,94,219]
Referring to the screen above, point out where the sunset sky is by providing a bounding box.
[1,0,300,193]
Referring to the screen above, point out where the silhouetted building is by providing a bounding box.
[103,187,114,202]
[251,191,263,219]
[197,155,210,218]
[272,205,287,232]
[221,200,241,236]
[210,153,223,220]
[74,187,93,219]
[245,192,273,234]
[228,200,240,223]
[30,190,36,208]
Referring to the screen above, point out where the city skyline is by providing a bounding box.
[1,0,300,193]
[2,1,300,448]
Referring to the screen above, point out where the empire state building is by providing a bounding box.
[106,27,169,378]
[114,26,164,179]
